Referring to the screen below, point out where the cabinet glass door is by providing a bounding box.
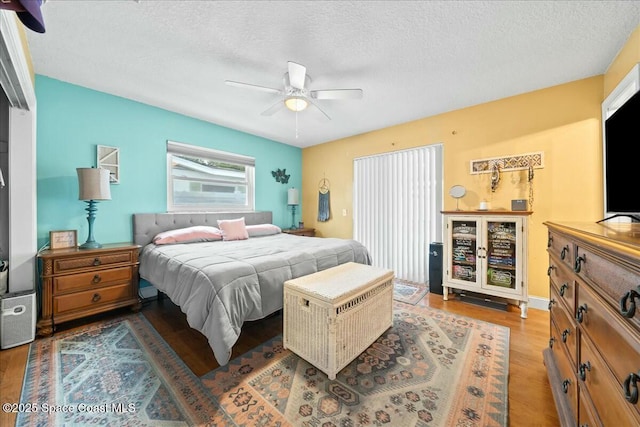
[450,219,480,286]
[484,220,520,293]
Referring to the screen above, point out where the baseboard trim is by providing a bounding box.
[528,296,549,311]
[139,286,158,300]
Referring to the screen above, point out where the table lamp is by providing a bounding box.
[77,167,111,249]
[288,187,299,229]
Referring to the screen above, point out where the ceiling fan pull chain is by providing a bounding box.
[295,110,299,139]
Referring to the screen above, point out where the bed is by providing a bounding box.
[133,211,371,365]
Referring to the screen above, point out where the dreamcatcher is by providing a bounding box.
[318,177,330,222]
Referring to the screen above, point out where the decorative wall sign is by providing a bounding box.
[271,168,290,184]
[470,151,544,175]
[49,230,77,250]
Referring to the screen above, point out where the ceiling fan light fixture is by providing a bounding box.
[284,96,308,112]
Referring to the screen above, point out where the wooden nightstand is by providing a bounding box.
[37,243,141,336]
[282,227,316,237]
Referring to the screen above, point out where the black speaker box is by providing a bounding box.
[1,290,36,349]
[429,242,443,295]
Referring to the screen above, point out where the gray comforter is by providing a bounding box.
[139,233,371,365]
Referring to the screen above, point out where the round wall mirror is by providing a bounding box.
[449,185,466,210]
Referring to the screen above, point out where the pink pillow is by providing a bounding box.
[217,217,249,241]
[153,226,223,245]
[246,224,281,237]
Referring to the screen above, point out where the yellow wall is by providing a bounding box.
[303,23,640,301]
[9,14,35,84]
[302,77,603,300]
[604,25,640,97]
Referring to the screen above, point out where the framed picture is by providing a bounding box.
[49,230,77,250]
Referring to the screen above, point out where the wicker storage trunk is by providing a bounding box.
[283,262,394,380]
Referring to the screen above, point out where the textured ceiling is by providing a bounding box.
[26,1,640,148]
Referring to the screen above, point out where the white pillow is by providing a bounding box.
[217,217,249,241]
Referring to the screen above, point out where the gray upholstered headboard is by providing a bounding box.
[132,211,273,247]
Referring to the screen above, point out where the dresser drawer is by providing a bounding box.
[575,244,640,327]
[53,283,133,315]
[54,267,132,294]
[550,321,578,418]
[580,334,640,425]
[577,280,640,395]
[53,251,134,274]
[549,259,576,316]
[548,230,574,269]
[550,284,577,368]
[578,386,602,427]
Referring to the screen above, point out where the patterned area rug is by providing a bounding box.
[201,302,510,426]
[17,314,233,426]
[393,278,429,305]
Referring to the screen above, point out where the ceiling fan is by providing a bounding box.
[225,61,363,120]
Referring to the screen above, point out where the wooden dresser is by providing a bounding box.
[283,227,316,237]
[543,221,640,426]
[37,243,141,336]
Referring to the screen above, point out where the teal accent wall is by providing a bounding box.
[36,76,302,248]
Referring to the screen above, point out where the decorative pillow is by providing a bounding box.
[217,217,249,241]
[153,226,223,245]
[246,223,282,237]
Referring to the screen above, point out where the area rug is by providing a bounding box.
[201,302,510,426]
[17,314,232,426]
[393,278,429,305]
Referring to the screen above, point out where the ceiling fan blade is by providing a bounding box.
[288,61,307,90]
[306,97,331,121]
[310,89,363,100]
[225,80,282,94]
[261,100,285,116]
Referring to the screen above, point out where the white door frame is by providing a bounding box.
[1,12,38,292]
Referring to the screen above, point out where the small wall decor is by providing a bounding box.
[490,162,501,192]
[97,145,120,183]
[271,168,290,184]
[318,176,331,222]
[470,151,544,175]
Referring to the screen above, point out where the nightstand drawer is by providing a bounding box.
[54,267,132,294]
[53,283,133,315]
[54,251,134,273]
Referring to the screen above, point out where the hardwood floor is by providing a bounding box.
[0,293,559,426]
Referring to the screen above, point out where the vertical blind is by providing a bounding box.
[353,145,442,283]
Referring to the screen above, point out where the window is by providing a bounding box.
[167,141,255,212]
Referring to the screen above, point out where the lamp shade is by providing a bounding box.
[77,168,111,201]
[287,188,299,205]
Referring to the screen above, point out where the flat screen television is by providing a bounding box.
[603,88,640,222]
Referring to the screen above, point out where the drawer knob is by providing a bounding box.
[559,283,569,297]
[93,258,102,266]
[562,379,571,394]
[624,372,639,404]
[560,246,569,260]
[548,337,555,348]
[579,361,591,381]
[620,287,640,319]
[561,329,571,343]
[548,299,556,310]
[92,274,101,284]
[547,265,555,276]
[576,304,588,323]
[574,254,585,273]
[547,234,553,248]
[92,293,101,303]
